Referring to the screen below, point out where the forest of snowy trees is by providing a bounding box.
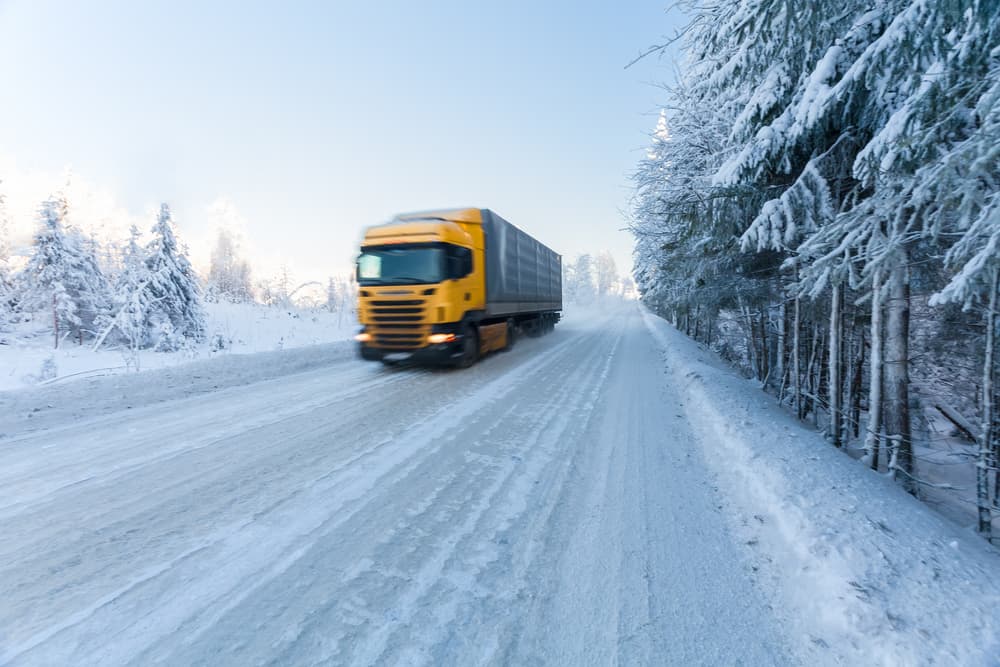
[632,1,1000,540]
[563,250,634,304]
[0,191,357,360]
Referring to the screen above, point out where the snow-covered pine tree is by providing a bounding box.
[93,224,154,357]
[922,48,1000,538]
[19,197,110,348]
[636,0,1000,513]
[144,204,206,350]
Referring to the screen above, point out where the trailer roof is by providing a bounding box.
[394,208,484,224]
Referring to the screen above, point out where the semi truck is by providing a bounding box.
[354,208,562,367]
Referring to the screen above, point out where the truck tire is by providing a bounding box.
[503,319,516,351]
[456,325,479,368]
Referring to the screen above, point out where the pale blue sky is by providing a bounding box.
[0,0,684,280]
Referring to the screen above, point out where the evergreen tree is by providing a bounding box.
[634,0,1000,521]
[93,225,154,355]
[19,197,109,348]
[143,203,205,350]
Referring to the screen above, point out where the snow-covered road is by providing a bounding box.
[2,306,997,665]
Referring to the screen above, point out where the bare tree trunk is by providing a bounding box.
[977,268,997,538]
[759,305,770,384]
[851,332,864,439]
[885,258,915,495]
[816,327,827,429]
[829,285,842,446]
[794,295,802,419]
[740,299,758,380]
[866,267,884,470]
[777,298,786,400]
[806,322,820,421]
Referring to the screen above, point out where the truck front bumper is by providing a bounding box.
[357,341,463,365]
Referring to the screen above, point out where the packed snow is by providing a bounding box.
[0,301,356,392]
[1,304,997,665]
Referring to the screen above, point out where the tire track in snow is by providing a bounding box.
[145,324,617,666]
[346,326,625,665]
[3,323,597,665]
[0,362,414,517]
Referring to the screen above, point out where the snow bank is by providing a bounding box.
[641,306,1000,666]
[0,302,356,392]
[0,338,354,437]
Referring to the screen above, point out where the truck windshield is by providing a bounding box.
[357,245,445,286]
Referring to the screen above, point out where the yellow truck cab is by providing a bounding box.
[355,208,562,367]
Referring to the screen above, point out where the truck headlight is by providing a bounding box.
[428,333,456,344]
[354,332,372,343]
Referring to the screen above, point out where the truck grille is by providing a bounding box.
[364,298,429,349]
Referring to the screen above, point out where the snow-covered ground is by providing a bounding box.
[1,304,997,665]
[0,301,357,392]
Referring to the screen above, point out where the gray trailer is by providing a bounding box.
[481,209,563,318]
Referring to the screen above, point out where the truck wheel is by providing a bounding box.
[503,319,516,351]
[456,326,479,368]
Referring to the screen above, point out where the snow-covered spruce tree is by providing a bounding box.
[632,78,779,367]
[637,0,1000,511]
[680,0,993,486]
[19,197,110,348]
[143,204,205,350]
[921,54,1000,538]
[93,225,154,359]
[791,0,1000,492]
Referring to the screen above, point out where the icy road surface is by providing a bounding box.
[2,306,998,665]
